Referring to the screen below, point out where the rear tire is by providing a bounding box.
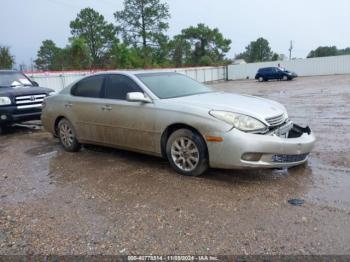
[0,126,3,135]
[166,129,208,176]
[58,119,81,152]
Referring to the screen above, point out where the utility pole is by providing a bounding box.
[289,40,294,60]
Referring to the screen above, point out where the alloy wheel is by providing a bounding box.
[59,122,74,148]
[171,137,200,172]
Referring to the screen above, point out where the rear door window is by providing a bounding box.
[72,75,105,98]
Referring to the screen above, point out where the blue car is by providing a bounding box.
[255,67,298,82]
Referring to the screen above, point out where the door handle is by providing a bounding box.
[101,105,112,111]
[64,102,73,108]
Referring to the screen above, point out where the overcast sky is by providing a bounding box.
[1,0,349,66]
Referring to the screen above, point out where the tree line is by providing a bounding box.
[235,38,282,63]
[34,0,233,71]
[1,0,350,70]
[307,46,350,58]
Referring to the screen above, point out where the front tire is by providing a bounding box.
[282,75,289,81]
[0,125,9,135]
[166,129,208,176]
[58,119,81,152]
[258,76,264,82]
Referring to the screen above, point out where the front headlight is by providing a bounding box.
[209,110,267,132]
[0,97,11,106]
[49,91,57,96]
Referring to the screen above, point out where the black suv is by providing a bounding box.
[255,67,298,82]
[0,70,54,134]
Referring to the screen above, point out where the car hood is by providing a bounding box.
[0,86,53,97]
[167,92,286,124]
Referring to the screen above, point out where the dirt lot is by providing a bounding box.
[1,75,350,255]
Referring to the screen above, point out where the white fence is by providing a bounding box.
[25,55,350,89]
[228,55,350,80]
[27,66,227,92]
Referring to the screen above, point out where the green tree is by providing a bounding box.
[35,40,62,70]
[70,8,117,68]
[338,47,350,56]
[66,38,92,69]
[307,46,340,58]
[168,35,192,67]
[0,46,15,69]
[180,23,231,65]
[236,37,274,63]
[152,34,171,67]
[271,53,280,61]
[127,47,146,68]
[105,41,146,69]
[103,41,130,69]
[114,0,170,64]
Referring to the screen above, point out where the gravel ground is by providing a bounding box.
[1,75,350,255]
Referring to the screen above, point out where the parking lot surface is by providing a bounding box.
[1,75,350,255]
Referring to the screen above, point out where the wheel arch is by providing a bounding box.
[54,116,67,136]
[160,123,208,159]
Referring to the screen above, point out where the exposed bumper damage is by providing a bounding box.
[207,122,316,169]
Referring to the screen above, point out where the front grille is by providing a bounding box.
[15,94,46,109]
[266,113,286,126]
[272,153,309,163]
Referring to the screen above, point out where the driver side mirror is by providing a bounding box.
[126,92,152,103]
[31,81,39,87]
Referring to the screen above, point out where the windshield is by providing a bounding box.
[0,71,33,88]
[136,72,213,99]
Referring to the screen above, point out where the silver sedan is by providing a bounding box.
[42,71,316,176]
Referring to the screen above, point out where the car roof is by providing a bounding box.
[90,70,178,77]
[259,67,277,70]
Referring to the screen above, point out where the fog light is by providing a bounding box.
[242,153,262,162]
[0,115,7,120]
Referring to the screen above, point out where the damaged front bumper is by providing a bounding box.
[207,123,316,169]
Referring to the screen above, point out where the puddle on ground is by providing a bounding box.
[306,166,350,209]
[25,145,58,157]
